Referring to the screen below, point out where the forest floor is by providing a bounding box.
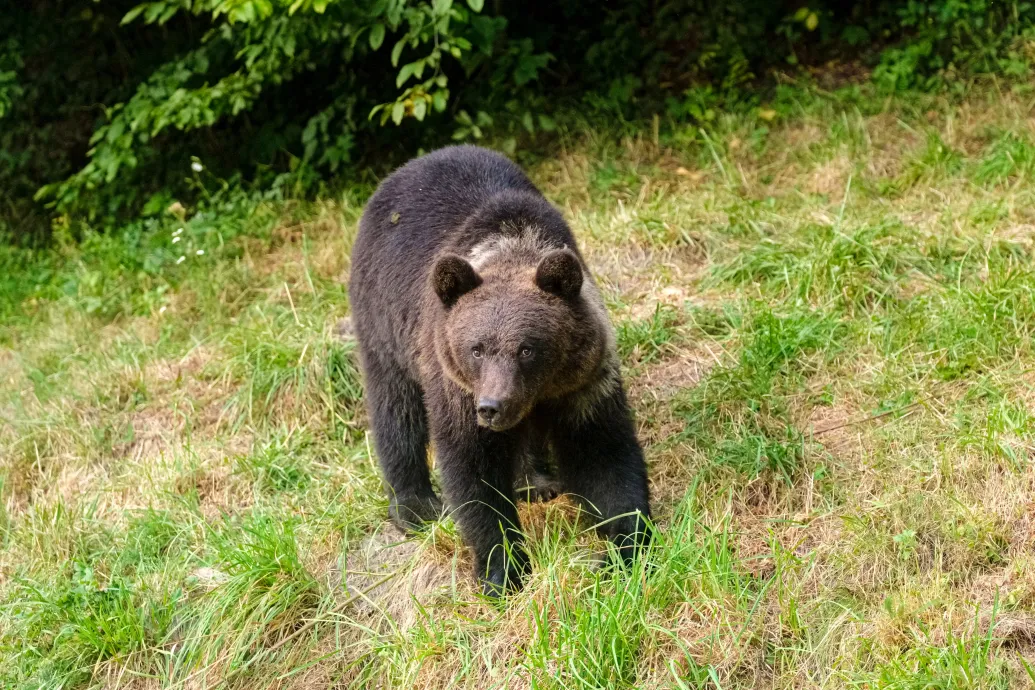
[4,83,1035,688]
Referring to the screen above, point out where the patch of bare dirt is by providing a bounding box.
[784,122,825,151]
[807,61,872,90]
[640,597,763,687]
[806,400,868,462]
[585,243,706,321]
[342,525,463,631]
[123,347,243,463]
[172,461,253,520]
[866,113,917,180]
[633,352,711,401]
[805,155,853,200]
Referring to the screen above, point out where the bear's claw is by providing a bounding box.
[479,547,531,598]
[388,494,444,533]
[514,471,563,503]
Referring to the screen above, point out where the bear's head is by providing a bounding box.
[430,248,607,431]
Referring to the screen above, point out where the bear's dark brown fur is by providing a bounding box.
[349,145,651,595]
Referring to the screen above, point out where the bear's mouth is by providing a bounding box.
[475,402,528,431]
[477,414,521,432]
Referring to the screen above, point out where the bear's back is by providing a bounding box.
[366,145,537,239]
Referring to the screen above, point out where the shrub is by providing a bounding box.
[2,1,1034,240]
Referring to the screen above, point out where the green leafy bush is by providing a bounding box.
[2,1,1035,240]
[874,0,1035,90]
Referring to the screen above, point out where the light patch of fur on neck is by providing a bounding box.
[564,279,621,424]
[467,226,553,271]
[579,278,616,353]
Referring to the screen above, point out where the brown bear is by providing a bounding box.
[348,145,651,596]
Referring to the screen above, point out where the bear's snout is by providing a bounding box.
[474,394,527,430]
[475,400,524,430]
[477,397,502,426]
[475,359,528,430]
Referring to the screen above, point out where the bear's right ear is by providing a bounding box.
[431,254,482,308]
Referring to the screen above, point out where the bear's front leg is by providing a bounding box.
[426,385,530,596]
[355,348,442,532]
[551,385,652,566]
[439,431,530,596]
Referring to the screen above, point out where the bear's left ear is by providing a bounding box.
[432,253,482,308]
[535,249,583,300]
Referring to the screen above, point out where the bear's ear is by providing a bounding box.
[535,249,583,300]
[432,254,482,307]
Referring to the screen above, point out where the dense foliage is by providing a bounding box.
[2,0,1034,242]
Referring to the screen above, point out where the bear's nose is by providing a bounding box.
[477,398,501,425]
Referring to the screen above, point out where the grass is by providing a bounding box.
[4,81,1035,688]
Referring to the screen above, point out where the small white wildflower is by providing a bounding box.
[159,306,167,315]
[172,236,181,243]
[191,161,204,173]
[172,227,183,236]
[176,255,186,264]
[196,249,204,256]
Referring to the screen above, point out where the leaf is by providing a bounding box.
[369,23,386,51]
[513,51,552,87]
[432,90,448,112]
[121,5,146,24]
[537,114,556,132]
[158,4,178,24]
[106,119,126,144]
[396,62,416,88]
[521,112,534,133]
[758,108,777,121]
[413,98,427,121]
[467,0,484,10]
[391,101,405,125]
[805,12,818,31]
[144,3,166,23]
[230,2,257,23]
[794,7,809,21]
[1020,654,1035,683]
[391,40,404,67]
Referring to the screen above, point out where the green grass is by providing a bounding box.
[4,82,1035,688]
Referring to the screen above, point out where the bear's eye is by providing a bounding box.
[472,346,483,359]
[520,346,534,358]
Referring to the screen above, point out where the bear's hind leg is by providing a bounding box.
[360,352,442,532]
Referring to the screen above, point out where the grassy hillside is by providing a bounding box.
[3,83,1035,688]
